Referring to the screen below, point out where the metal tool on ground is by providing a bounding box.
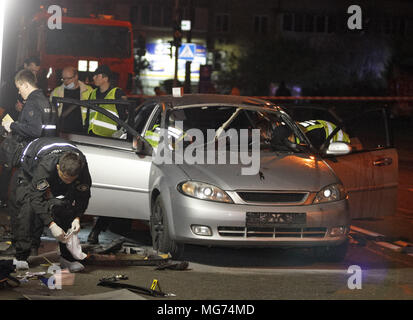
[97,278,175,297]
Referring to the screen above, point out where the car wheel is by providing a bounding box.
[314,240,349,262]
[150,196,184,259]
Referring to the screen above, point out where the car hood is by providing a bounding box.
[177,152,338,192]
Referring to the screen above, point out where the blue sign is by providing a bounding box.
[178,43,196,60]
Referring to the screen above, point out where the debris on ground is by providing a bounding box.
[155,260,190,271]
[97,277,175,297]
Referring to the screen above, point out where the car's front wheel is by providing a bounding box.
[150,196,184,259]
[314,240,349,262]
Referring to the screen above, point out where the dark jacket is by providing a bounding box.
[20,137,91,226]
[10,89,58,141]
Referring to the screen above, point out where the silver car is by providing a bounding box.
[55,94,398,261]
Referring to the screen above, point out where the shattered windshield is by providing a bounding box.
[164,106,311,152]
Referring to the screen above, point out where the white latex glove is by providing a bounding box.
[49,222,66,243]
[71,218,80,234]
[13,259,29,270]
[2,121,11,132]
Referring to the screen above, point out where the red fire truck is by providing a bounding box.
[17,12,134,94]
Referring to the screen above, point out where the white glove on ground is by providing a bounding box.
[71,218,80,234]
[13,259,29,270]
[49,222,66,243]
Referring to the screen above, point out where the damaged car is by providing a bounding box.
[53,94,398,261]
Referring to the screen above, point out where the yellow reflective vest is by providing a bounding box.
[88,87,120,137]
[298,120,350,144]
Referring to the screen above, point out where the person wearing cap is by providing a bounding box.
[86,65,127,244]
[50,66,93,134]
[87,65,127,137]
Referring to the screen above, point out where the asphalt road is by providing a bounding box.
[0,220,413,301]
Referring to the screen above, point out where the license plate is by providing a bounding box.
[246,212,306,227]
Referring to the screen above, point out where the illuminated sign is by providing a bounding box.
[143,42,207,82]
[181,20,191,31]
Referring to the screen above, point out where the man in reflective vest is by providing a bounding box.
[87,65,127,137]
[298,120,350,149]
[50,66,93,133]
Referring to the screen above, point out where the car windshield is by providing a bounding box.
[166,106,310,152]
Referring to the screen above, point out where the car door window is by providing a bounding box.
[343,108,390,152]
[134,103,157,135]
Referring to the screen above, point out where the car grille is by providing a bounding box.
[237,192,307,204]
[217,226,327,238]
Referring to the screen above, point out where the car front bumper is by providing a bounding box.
[169,191,350,248]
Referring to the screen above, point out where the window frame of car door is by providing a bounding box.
[321,106,393,156]
[52,96,153,154]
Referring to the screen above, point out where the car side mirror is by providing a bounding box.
[325,142,351,156]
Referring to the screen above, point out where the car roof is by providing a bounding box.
[142,94,276,109]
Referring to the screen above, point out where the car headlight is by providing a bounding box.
[178,181,233,203]
[313,183,346,204]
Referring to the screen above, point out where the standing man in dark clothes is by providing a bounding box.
[0,57,41,121]
[0,69,57,256]
[0,58,42,208]
[87,65,128,137]
[50,66,93,133]
[9,137,91,271]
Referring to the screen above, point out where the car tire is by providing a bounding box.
[150,196,184,259]
[314,240,349,262]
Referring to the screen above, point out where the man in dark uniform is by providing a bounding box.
[9,137,91,272]
[0,59,45,208]
[0,69,57,256]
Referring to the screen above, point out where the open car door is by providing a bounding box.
[287,105,398,219]
[324,108,398,219]
[54,97,154,220]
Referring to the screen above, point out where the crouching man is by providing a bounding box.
[9,137,91,272]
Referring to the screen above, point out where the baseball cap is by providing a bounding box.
[93,65,112,78]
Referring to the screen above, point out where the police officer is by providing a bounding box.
[9,137,91,272]
[86,65,127,243]
[0,69,57,256]
[0,67,57,208]
[87,65,127,137]
[298,120,350,149]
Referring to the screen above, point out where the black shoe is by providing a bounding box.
[87,229,100,244]
[0,199,7,209]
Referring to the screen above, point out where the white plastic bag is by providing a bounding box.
[65,230,87,260]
